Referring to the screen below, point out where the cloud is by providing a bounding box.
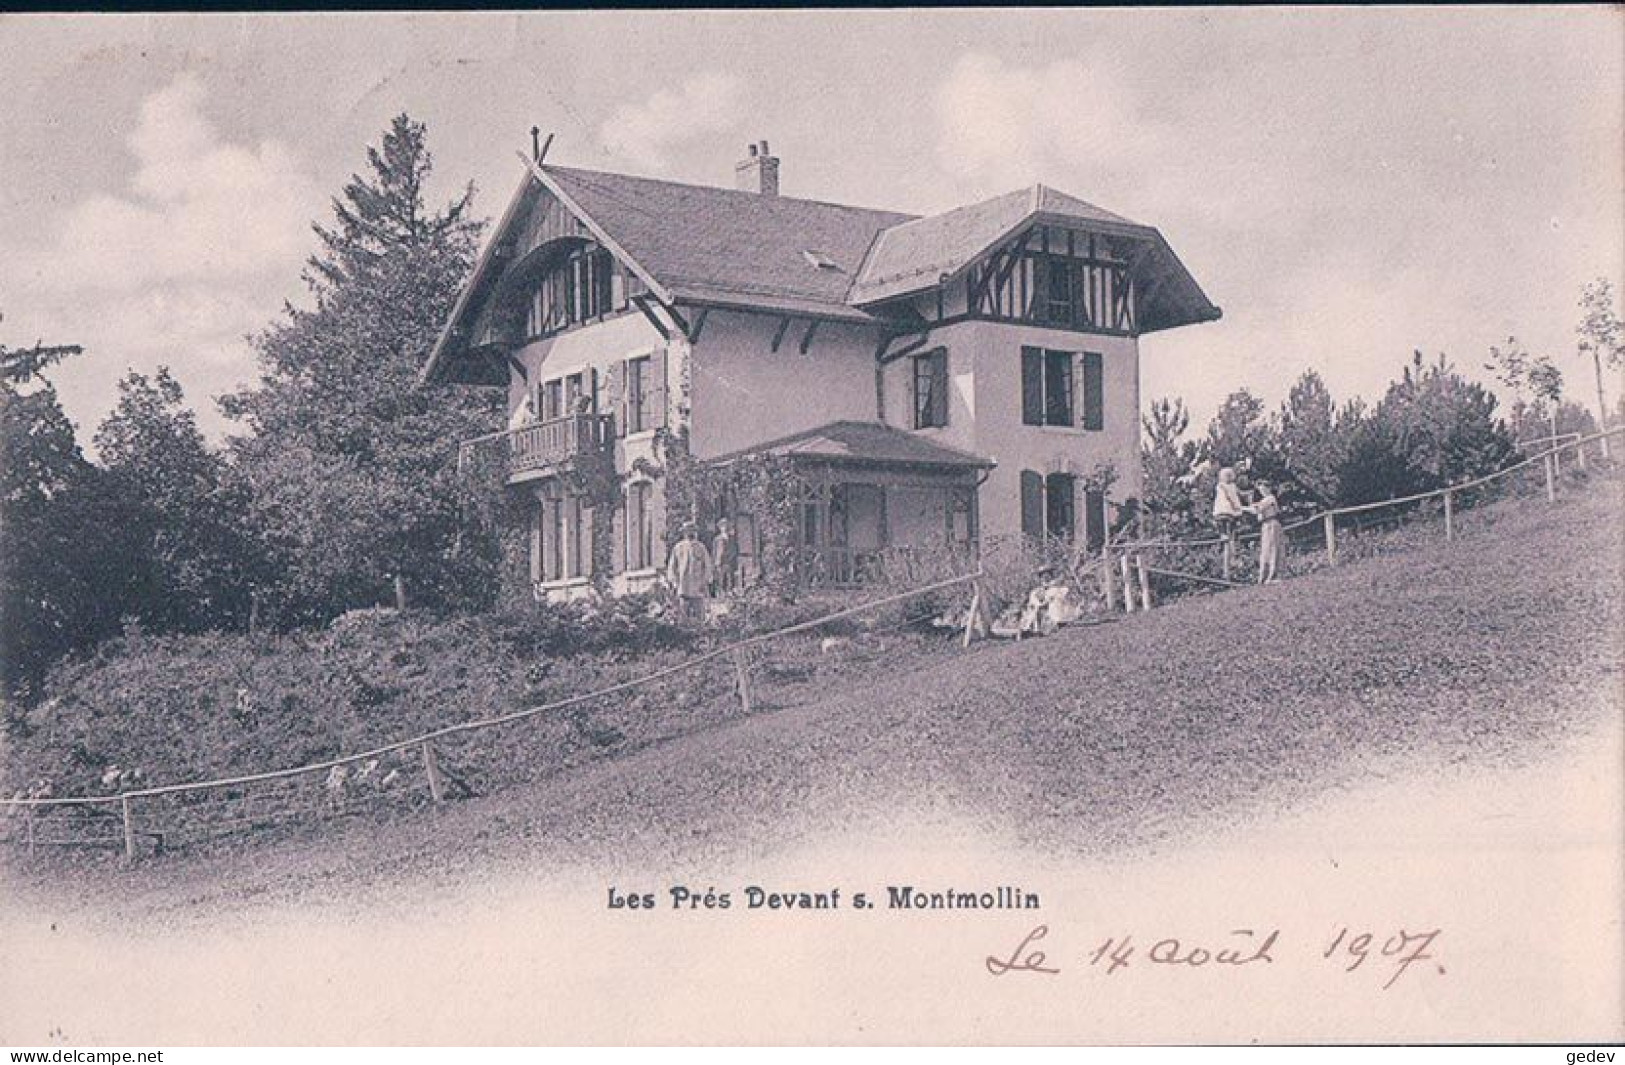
[2,74,323,449]
[597,72,743,169]
[932,53,1172,197]
[30,75,318,294]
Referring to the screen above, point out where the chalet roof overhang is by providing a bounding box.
[848,210,1221,334]
[418,152,678,389]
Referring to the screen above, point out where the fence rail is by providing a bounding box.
[1099,425,1624,607]
[2,569,986,862]
[8,427,1621,862]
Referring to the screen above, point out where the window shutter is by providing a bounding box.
[581,503,596,576]
[1085,489,1106,552]
[528,499,543,583]
[609,361,627,438]
[589,367,600,415]
[649,348,669,429]
[1081,351,1104,431]
[931,351,948,427]
[610,493,626,575]
[1020,347,1044,426]
[540,499,557,581]
[1020,470,1044,538]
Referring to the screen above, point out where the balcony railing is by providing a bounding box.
[460,413,614,481]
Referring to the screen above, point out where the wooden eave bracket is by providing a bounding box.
[770,316,793,353]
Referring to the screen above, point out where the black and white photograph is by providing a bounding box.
[1,7,1621,1047]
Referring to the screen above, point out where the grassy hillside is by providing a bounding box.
[4,474,1620,908]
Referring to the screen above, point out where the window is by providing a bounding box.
[1033,254,1079,325]
[1044,351,1074,427]
[1044,473,1076,542]
[1084,488,1106,552]
[564,372,585,415]
[1021,470,1078,542]
[528,500,545,584]
[1020,348,1104,430]
[1021,347,1075,427]
[625,357,647,434]
[626,482,654,571]
[544,497,564,582]
[565,496,587,579]
[541,379,563,421]
[526,245,622,338]
[613,351,665,438]
[970,226,1137,332]
[912,349,948,429]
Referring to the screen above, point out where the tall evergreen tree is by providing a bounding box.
[221,114,501,625]
[1275,370,1344,506]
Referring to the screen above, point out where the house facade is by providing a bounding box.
[422,141,1218,602]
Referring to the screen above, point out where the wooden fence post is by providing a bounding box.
[26,808,36,856]
[422,743,444,804]
[121,796,136,864]
[731,646,753,713]
[1443,488,1455,541]
[1576,441,1588,472]
[1119,553,1136,613]
[1323,513,1337,566]
[1136,554,1153,610]
[1102,549,1119,612]
[1544,455,1557,503]
[961,580,990,647]
[394,574,408,611]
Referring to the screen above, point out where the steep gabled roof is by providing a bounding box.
[848,184,1141,306]
[709,419,994,470]
[546,165,915,318]
[422,158,1220,385]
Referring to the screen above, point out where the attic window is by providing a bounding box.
[802,249,840,271]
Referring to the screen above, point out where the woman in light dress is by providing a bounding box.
[1246,480,1285,584]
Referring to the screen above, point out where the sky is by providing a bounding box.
[0,9,1620,453]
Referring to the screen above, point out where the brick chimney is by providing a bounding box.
[735,139,780,196]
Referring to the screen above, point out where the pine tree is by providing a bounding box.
[221,114,501,625]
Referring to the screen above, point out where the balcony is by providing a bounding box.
[459,413,615,483]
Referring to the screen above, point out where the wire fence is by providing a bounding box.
[0,570,985,863]
[1109,425,1625,606]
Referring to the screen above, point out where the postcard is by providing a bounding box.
[1,7,1621,1047]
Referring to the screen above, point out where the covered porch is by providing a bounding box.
[711,421,993,589]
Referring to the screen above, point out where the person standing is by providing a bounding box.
[711,517,739,595]
[666,523,714,622]
[1212,466,1245,580]
[1247,481,1285,584]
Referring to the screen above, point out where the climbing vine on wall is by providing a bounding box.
[655,424,807,602]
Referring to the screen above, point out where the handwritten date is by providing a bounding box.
[987,924,1444,990]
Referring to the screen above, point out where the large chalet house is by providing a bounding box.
[422,140,1219,602]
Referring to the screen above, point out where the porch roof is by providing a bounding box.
[709,420,994,471]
